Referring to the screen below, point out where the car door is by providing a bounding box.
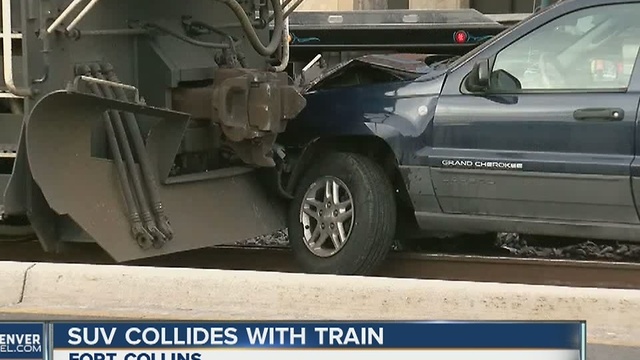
[430,2,640,224]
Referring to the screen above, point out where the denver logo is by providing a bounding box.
[0,333,42,353]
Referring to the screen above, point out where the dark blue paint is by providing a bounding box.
[52,321,584,349]
[432,92,638,176]
[279,0,640,227]
[0,322,45,359]
[278,72,445,167]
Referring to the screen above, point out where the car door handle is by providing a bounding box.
[573,108,624,121]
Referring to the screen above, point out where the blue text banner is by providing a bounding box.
[50,321,585,360]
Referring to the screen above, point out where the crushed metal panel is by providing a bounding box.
[302,58,358,91]
[25,91,286,262]
[356,53,435,73]
[302,53,442,92]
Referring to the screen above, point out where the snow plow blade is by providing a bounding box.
[24,90,286,262]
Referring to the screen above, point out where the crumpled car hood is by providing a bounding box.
[302,53,456,92]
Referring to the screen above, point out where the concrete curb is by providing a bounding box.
[0,262,33,306]
[0,261,638,346]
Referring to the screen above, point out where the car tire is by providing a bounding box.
[288,151,397,275]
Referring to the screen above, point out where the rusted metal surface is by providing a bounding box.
[173,68,306,168]
[172,69,306,167]
[211,68,306,167]
[172,87,214,120]
[0,240,638,290]
[383,252,640,289]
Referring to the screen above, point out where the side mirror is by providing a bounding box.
[491,69,522,92]
[466,58,491,92]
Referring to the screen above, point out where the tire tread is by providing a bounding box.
[288,151,397,275]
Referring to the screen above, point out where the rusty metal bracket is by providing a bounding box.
[210,68,306,167]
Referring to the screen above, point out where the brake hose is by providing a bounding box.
[213,0,284,57]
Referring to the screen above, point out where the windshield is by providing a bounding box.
[486,2,640,91]
[448,4,556,70]
[555,13,626,67]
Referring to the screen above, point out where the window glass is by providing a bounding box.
[490,3,640,92]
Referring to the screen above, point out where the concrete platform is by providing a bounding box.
[0,261,638,347]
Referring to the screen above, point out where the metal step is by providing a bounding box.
[0,147,16,158]
[0,33,20,39]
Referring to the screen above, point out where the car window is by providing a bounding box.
[489,3,640,92]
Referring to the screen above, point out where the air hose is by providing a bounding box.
[214,0,284,57]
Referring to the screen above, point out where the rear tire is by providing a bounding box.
[287,152,397,275]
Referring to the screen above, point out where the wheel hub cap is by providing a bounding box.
[299,176,354,257]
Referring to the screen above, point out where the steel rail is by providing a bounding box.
[0,241,638,289]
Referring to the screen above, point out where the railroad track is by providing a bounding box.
[0,240,638,289]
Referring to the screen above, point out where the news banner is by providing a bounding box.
[0,321,586,360]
